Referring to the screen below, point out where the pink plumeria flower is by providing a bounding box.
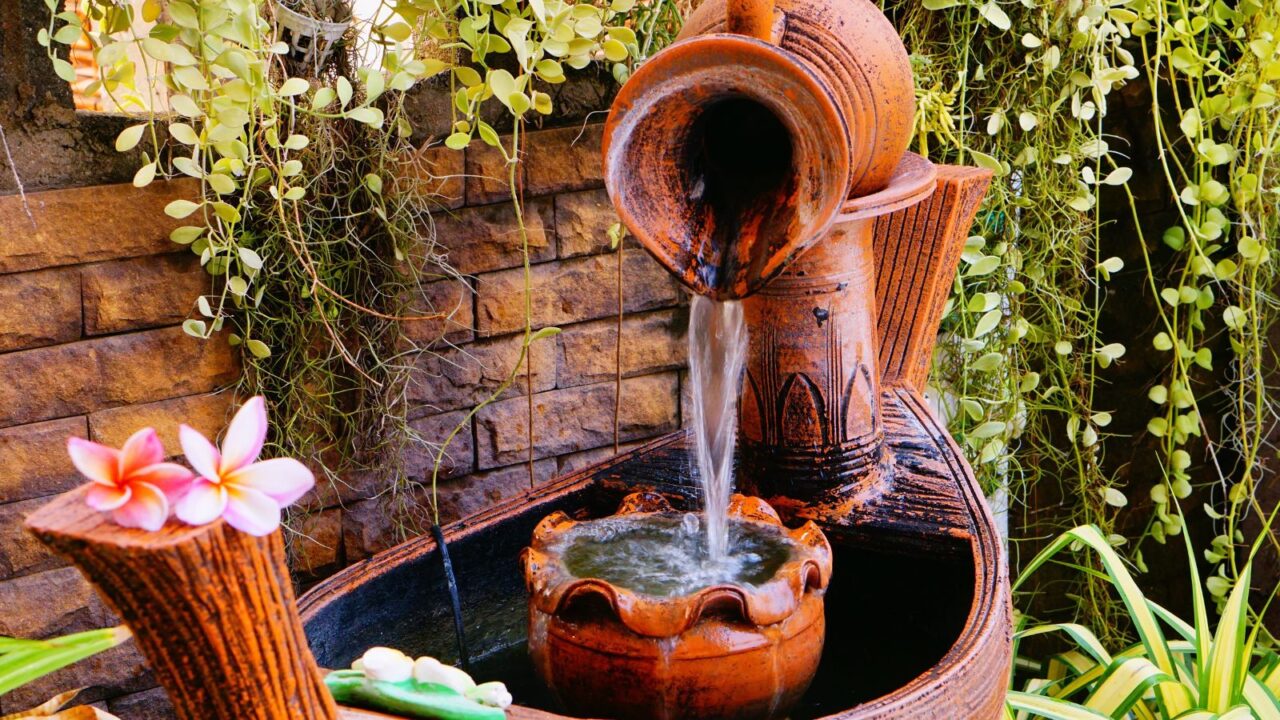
[175,396,315,536]
[68,429,195,532]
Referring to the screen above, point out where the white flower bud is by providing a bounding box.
[359,647,413,683]
[412,656,476,695]
[466,681,513,709]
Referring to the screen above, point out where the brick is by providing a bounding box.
[395,143,466,210]
[342,497,400,562]
[557,440,647,476]
[295,466,386,513]
[402,278,474,346]
[433,197,555,276]
[0,326,239,428]
[464,138,521,206]
[0,496,65,579]
[0,417,88,504]
[524,124,605,197]
[0,268,80,352]
[0,566,114,638]
[432,458,558,525]
[556,188,624,258]
[291,508,343,576]
[82,254,208,335]
[408,332,557,414]
[475,251,681,337]
[0,179,200,274]
[556,309,687,388]
[108,687,175,720]
[475,372,680,469]
[404,410,475,481]
[88,392,233,454]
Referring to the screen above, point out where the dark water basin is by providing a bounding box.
[300,479,974,718]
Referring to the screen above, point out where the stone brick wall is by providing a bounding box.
[0,181,241,716]
[330,125,689,569]
[1,3,690,715]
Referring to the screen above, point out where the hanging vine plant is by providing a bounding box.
[885,0,1279,641]
[39,0,678,545]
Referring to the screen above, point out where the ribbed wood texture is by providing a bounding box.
[26,486,339,720]
[873,165,992,390]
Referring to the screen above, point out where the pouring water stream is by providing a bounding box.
[688,294,749,561]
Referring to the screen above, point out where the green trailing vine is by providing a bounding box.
[40,0,678,543]
[888,0,1279,639]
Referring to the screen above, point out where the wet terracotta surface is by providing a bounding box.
[523,493,831,719]
[603,0,917,299]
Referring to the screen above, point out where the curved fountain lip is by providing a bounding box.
[522,492,833,639]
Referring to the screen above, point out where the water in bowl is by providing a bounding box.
[557,513,795,598]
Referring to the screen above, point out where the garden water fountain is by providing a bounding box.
[25,0,1012,716]
[302,0,1013,716]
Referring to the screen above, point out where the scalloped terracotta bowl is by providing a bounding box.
[522,492,833,720]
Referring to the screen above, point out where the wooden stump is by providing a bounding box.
[26,485,339,720]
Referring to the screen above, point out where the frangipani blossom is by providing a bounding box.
[175,396,314,536]
[68,429,194,532]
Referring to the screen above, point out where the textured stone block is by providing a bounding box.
[88,392,233,454]
[404,410,474,481]
[341,497,400,562]
[0,268,80,353]
[433,197,555,275]
[555,188,626,258]
[475,372,680,469]
[524,124,605,197]
[475,252,680,337]
[0,566,114,637]
[0,179,199,274]
[395,143,466,210]
[81,254,208,335]
[408,331,557,414]
[0,496,65,579]
[0,326,239,428]
[432,458,558,525]
[0,417,88,504]
[464,138,521,206]
[556,308,687,388]
[402,277,474,346]
[556,440,648,476]
[291,508,343,576]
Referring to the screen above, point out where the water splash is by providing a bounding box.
[688,295,748,560]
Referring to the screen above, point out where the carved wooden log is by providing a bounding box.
[26,486,339,720]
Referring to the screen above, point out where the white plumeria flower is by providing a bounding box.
[412,656,476,695]
[466,681,513,709]
[358,647,413,683]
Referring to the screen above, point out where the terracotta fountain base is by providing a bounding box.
[299,387,1010,719]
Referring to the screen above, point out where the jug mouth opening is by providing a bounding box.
[602,34,850,299]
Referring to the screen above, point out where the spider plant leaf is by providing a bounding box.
[1015,526,1190,715]
[1006,691,1112,719]
[1204,564,1251,711]
[1081,657,1172,718]
[1242,675,1280,720]
[0,628,130,697]
[1016,624,1113,667]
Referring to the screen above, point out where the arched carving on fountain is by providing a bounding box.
[779,372,827,447]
